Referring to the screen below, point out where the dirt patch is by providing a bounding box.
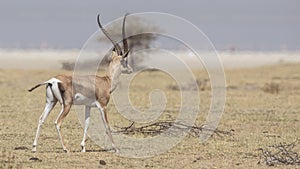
[1,62,300,168]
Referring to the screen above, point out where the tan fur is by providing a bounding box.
[31,13,132,153]
[54,52,123,128]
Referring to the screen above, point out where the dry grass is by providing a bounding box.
[0,62,300,168]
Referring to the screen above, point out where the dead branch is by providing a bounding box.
[114,120,234,138]
[258,139,300,166]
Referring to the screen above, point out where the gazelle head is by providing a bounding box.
[97,14,133,74]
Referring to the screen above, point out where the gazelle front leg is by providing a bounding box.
[32,86,57,152]
[81,106,91,152]
[95,101,119,153]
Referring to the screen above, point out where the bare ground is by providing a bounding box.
[1,63,300,168]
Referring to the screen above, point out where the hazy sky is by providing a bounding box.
[0,0,299,50]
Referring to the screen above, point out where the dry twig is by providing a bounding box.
[114,120,233,138]
[258,140,300,166]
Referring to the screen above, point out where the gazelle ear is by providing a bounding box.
[112,50,118,56]
[107,50,118,61]
[122,50,130,58]
[112,47,118,54]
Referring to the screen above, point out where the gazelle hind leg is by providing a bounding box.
[81,106,91,152]
[54,103,72,152]
[32,86,57,152]
[48,79,72,152]
[95,102,119,153]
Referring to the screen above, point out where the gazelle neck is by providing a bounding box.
[106,61,122,93]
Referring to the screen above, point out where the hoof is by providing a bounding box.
[31,146,37,153]
[81,147,86,153]
[114,147,120,153]
[63,148,69,153]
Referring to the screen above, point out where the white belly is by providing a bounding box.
[73,93,97,107]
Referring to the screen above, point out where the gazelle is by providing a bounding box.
[29,14,132,153]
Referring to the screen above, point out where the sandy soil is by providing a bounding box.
[0,51,300,168]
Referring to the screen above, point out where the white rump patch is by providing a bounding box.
[45,78,63,104]
[45,78,62,84]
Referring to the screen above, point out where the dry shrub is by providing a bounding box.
[196,78,210,91]
[61,61,75,70]
[262,82,280,94]
[167,78,210,91]
[167,84,180,91]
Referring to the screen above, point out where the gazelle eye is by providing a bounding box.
[120,59,126,66]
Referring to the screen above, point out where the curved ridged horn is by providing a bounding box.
[97,14,122,55]
[122,13,129,54]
